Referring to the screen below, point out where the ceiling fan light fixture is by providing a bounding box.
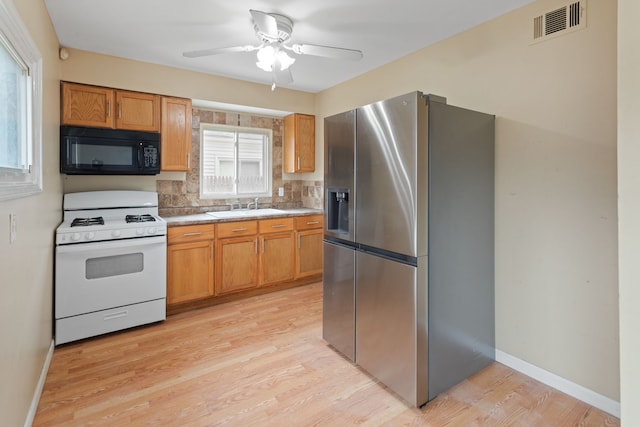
[256,45,275,71]
[277,50,295,70]
[256,45,295,72]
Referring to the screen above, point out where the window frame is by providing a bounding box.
[0,0,42,202]
[199,123,272,200]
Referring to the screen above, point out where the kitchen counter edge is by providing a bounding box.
[163,208,323,227]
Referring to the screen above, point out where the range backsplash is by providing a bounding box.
[158,108,323,217]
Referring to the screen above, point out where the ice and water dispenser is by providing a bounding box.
[327,188,350,235]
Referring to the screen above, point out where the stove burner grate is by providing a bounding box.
[70,217,105,227]
[126,214,156,223]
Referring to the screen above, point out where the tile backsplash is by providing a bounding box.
[158,108,323,217]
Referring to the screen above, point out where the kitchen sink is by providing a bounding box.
[206,208,286,219]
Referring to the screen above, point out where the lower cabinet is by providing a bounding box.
[216,235,259,295]
[296,229,323,278]
[167,224,215,305]
[259,218,295,286]
[215,220,259,295]
[167,215,323,312]
[295,215,323,278]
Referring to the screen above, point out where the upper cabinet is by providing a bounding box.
[61,82,160,132]
[284,113,315,173]
[61,82,115,128]
[161,97,193,172]
[114,90,160,132]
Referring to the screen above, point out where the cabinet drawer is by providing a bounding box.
[217,220,258,238]
[259,217,294,234]
[295,215,323,230]
[168,224,215,244]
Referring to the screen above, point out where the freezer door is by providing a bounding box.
[324,110,356,242]
[355,92,427,257]
[322,241,355,361]
[356,250,425,406]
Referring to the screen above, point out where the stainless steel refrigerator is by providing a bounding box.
[323,91,495,407]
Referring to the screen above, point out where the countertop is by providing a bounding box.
[163,208,323,227]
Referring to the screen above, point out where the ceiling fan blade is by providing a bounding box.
[183,45,258,58]
[290,44,363,61]
[250,9,278,39]
[274,66,294,85]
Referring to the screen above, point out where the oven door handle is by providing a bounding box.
[56,236,166,254]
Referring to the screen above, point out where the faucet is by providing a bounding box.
[247,197,259,210]
[226,199,242,210]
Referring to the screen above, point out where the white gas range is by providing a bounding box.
[55,191,167,345]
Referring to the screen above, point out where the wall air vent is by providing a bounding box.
[532,0,586,43]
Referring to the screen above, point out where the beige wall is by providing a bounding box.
[317,0,619,400]
[0,0,62,425]
[617,0,639,423]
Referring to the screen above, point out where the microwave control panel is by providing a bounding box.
[143,145,159,168]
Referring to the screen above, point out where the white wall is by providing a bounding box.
[617,0,639,423]
[0,0,62,425]
[316,0,619,400]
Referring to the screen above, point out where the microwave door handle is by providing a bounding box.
[137,142,144,170]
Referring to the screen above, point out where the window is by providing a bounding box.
[200,124,272,199]
[0,0,42,201]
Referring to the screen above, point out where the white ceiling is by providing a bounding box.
[45,0,534,93]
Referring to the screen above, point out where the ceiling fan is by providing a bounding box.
[183,9,364,90]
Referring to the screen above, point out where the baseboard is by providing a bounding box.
[495,350,620,418]
[24,339,54,427]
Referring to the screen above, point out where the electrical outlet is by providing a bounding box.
[278,187,284,197]
[9,213,17,244]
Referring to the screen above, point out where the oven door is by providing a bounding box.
[55,236,166,319]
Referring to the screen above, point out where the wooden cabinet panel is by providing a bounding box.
[294,215,323,231]
[261,232,295,286]
[296,229,323,278]
[216,236,259,295]
[161,97,192,171]
[284,113,315,173]
[115,91,160,132]
[167,240,214,304]
[217,220,258,238]
[61,82,160,132]
[61,82,114,128]
[259,217,294,234]
[167,224,215,244]
[167,224,215,305]
[167,215,322,312]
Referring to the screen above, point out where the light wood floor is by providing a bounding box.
[34,282,619,426]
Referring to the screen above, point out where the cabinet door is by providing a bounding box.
[296,229,323,278]
[216,236,259,295]
[167,240,214,305]
[284,113,315,173]
[261,232,295,286]
[161,97,192,171]
[115,91,160,132]
[61,82,114,128]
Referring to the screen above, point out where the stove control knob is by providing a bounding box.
[85,232,95,241]
[111,230,121,238]
[71,233,81,242]
[147,227,156,235]
[136,228,145,236]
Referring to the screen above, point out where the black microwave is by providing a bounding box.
[60,126,161,175]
